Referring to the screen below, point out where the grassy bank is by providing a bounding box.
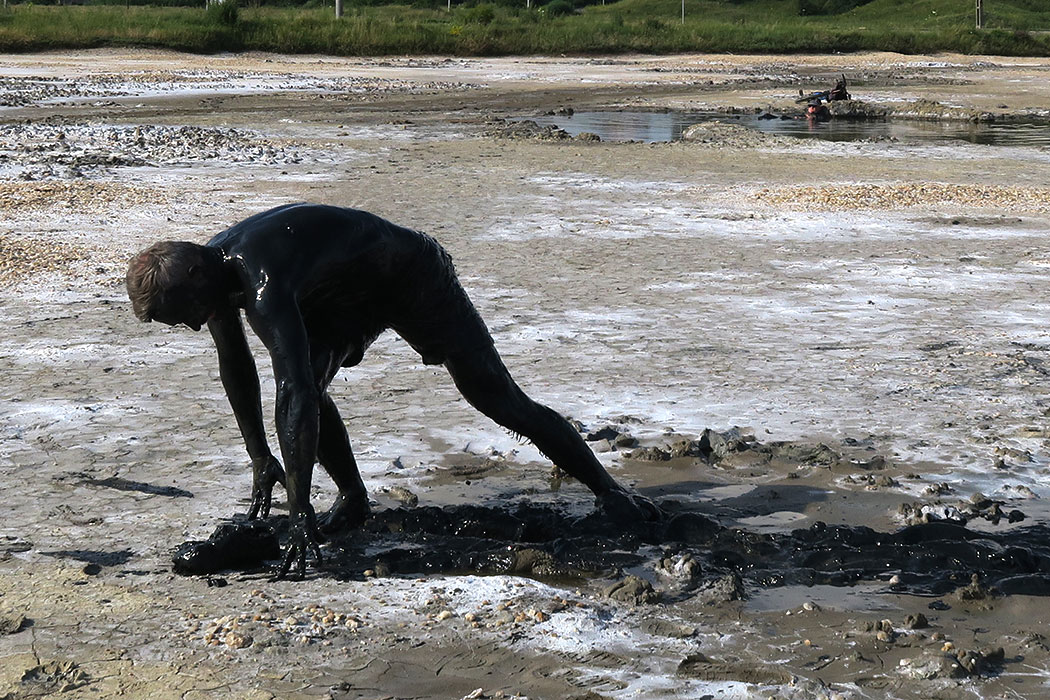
[0,0,1047,55]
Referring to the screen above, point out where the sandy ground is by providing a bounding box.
[3,49,1050,699]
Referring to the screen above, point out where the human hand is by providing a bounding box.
[247,455,286,520]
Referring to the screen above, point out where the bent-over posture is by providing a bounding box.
[127,203,656,578]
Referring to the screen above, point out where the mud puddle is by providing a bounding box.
[530,110,1050,145]
[174,430,1050,601]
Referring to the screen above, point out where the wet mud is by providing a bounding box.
[178,499,1050,600]
[176,427,1050,601]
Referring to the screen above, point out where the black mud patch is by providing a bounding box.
[170,432,1049,595]
[917,215,1026,228]
[172,519,281,575]
[173,502,1050,598]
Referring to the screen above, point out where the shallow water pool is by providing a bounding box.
[531,110,1050,146]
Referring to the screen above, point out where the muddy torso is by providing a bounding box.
[208,202,481,367]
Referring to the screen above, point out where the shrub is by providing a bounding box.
[798,0,873,16]
[458,2,495,24]
[206,0,238,26]
[543,0,572,17]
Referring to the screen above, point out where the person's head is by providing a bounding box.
[126,241,223,331]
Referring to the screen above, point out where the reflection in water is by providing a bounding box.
[530,110,1050,147]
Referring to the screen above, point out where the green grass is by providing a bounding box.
[0,0,1046,55]
[0,6,239,51]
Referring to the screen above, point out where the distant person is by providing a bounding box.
[806,100,831,122]
[126,203,659,578]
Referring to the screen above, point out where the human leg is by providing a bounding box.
[316,391,371,533]
[311,344,371,533]
[393,238,658,518]
[444,347,621,496]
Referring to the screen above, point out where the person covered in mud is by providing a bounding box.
[126,203,659,578]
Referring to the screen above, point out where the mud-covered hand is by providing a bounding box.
[273,507,323,580]
[597,487,664,523]
[247,455,286,520]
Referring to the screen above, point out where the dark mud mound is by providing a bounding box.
[484,119,599,142]
[722,519,1050,595]
[174,503,1050,598]
[172,518,282,575]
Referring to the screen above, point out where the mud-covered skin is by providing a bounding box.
[247,455,285,520]
[136,203,654,578]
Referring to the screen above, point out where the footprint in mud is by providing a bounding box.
[15,660,90,696]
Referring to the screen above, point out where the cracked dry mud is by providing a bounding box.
[4,50,1050,700]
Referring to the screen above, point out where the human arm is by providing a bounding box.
[208,307,286,519]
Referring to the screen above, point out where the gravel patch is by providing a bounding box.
[484,119,581,141]
[0,232,88,286]
[0,123,310,180]
[0,180,172,286]
[751,182,1050,212]
[0,71,480,107]
[0,180,165,212]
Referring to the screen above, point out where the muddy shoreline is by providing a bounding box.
[3,50,1050,699]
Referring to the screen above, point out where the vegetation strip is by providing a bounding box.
[0,0,1047,56]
